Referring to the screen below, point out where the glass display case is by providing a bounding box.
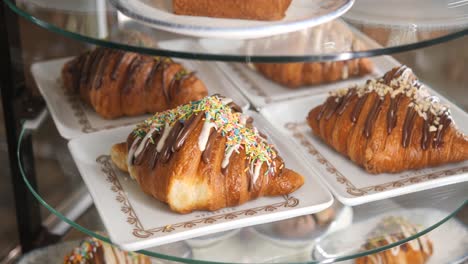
[1,0,467,263]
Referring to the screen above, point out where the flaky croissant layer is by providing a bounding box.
[112,95,304,213]
[308,66,468,174]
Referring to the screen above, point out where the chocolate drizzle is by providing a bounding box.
[111,51,126,80]
[337,89,356,115]
[174,114,203,151]
[202,130,218,163]
[123,56,143,94]
[324,97,342,121]
[144,59,163,89]
[351,94,369,123]
[402,107,417,148]
[160,121,183,163]
[433,114,452,148]
[364,98,383,138]
[387,94,402,134]
[421,114,433,150]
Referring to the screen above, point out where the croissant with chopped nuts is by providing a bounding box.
[62,47,208,119]
[111,95,304,213]
[307,66,468,174]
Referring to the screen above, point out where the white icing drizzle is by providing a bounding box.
[342,63,349,79]
[134,127,157,158]
[250,161,263,187]
[239,114,249,125]
[368,254,383,264]
[221,97,233,105]
[418,234,431,254]
[156,123,172,152]
[198,120,217,151]
[127,137,141,167]
[400,223,420,250]
[222,145,236,169]
[384,235,400,256]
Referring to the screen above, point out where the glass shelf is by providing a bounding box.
[18,124,468,263]
[5,0,468,62]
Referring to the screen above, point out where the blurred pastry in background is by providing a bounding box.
[63,237,150,264]
[356,216,433,264]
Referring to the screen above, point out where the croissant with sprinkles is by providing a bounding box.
[307,66,468,174]
[111,95,304,213]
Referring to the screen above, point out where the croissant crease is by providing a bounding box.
[307,66,468,174]
[111,95,304,213]
[254,58,374,88]
[62,47,208,119]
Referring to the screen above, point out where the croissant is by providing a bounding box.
[307,66,468,174]
[111,95,304,213]
[254,58,374,88]
[62,47,208,119]
[356,216,433,264]
[64,237,150,264]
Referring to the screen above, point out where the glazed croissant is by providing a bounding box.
[111,95,304,213]
[62,47,208,119]
[356,216,433,264]
[307,66,468,174]
[64,237,150,264]
[254,58,374,88]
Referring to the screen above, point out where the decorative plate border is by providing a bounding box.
[96,155,300,239]
[285,121,468,196]
[59,79,141,134]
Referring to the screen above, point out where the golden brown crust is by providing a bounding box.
[62,48,208,119]
[172,0,292,21]
[307,67,468,174]
[255,58,374,88]
[111,111,304,214]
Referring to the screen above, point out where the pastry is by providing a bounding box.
[63,237,150,264]
[254,59,374,88]
[62,47,208,119]
[307,66,468,174]
[111,95,304,213]
[273,215,316,239]
[172,0,292,21]
[356,216,433,264]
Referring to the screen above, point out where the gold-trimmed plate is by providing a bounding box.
[31,57,250,139]
[260,87,468,206]
[68,111,333,251]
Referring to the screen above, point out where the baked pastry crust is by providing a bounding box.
[63,237,150,264]
[356,216,433,264]
[111,95,304,213]
[255,59,374,88]
[307,66,468,174]
[172,0,292,21]
[62,48,208,119]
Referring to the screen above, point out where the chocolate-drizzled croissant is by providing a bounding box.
[111,95,304,213]
[356,216,433,264]
[254,58,373,88]
[307,66,468,174]
[62,47,208,119]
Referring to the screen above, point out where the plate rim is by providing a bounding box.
[259,85,468,206]
[110,0,355,39]
[67,112,334,251]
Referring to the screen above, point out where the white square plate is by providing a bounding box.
[260,89,468,206]
[217,55,399,109]
[68,111,333,251]
[31,57,249,139]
